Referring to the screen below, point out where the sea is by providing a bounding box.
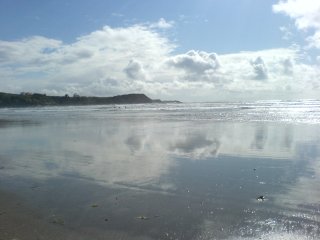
[0,100,319,240]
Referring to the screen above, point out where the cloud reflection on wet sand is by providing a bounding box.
[0,114,320,239]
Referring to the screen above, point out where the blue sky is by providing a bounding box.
[0,0,320,101]
[0,0,291,52]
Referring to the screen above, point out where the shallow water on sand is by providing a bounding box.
[0,102,319,239]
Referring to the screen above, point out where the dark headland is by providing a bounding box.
[0,92,180,108]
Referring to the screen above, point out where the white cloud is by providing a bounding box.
[283,58,294,75]
[279,26,293,40]
[149,18,174,29]
[0,22,320,101]
[124,59,146,80]
[273,0,320,49]
[0,24,175,96]
[0,36,62,65]
[166,50,220,74]
[273,0,320,30]
[250,56,268,80]
[111,13,124,18]
[307,31,320,49]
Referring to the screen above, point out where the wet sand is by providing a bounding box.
[0,190,72,240]
[0,188,157,240]
[0,105,320,239]
[0,119,11,128]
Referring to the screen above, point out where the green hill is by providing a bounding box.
[0,92,155,107]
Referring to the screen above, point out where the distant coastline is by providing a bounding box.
[0,92,180,108]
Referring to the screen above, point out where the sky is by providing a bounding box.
[0,0,320,101]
